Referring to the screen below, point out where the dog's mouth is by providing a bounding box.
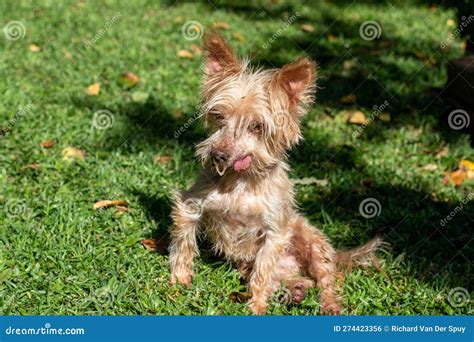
[212,155,252,177]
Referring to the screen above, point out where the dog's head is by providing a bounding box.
[196,32,317,178]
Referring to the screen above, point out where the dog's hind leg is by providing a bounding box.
[291,216,342,315]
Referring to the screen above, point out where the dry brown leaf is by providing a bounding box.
[141,239,156,251]
[62,147,86,161]
[300,24,315,32]
[63,48,73,60]
[340,94,356,104]
[115,205,130,213]
[327,33,337,42]
[422,163,438,171]
[190,44,202,56]
[93,199,129,210]
[229,292,252,303]
[435,147,449,159]
[154,155,173,164]
[212,21,230,30]
[29,44,41,52]
[178,50,193,59]
[41,139,55,148]
[232,32,245,43]
[120,72,140,87]
[20,163,40,171]
[85,83,100,96]
[378,112,391,123]
[443,169,467,186]
[348,111,367,125]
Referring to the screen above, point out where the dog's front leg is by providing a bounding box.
[249,229,290,315]
[169,193,203,288]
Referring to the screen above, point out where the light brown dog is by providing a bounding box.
[169,32,383,315]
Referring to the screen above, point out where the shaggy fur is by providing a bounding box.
[169,32,383,315]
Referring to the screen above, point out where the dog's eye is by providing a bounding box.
[209,111,225,127]
[249,120,263,134]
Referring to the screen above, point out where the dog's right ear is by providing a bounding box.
[203,31,240,77]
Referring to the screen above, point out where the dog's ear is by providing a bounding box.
[274,57,317,112]
[203,31,240,77]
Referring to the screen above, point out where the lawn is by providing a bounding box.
[0,0,472,315]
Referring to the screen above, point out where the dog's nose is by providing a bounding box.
[211,149,228,164]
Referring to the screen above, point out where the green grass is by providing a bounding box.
[0,0,472,315]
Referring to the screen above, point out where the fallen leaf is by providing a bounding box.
[115,205,130,213]
[446,19,456,27]
[460,160,474,179]
[422,163,438,171]
[154,155,173,164]
[347,111,367,125]
[141,239,156,251]
[229,292,252,303]
[232,32,245,43]
[131,91,149,103]
[435,147,449,159]
[20,163,40,171]
[29,44,41,52]
[212,21,230,30]
[190,44,202,56]
[41,139,55,148]
[85,83,100,96]
[340,94,356,104]
[178,50,193,59]
[120,72,140,88]
[378,112,391,122]
[173,111,183,119]
[300,24,315,32]
[63,48,73,60]
[293,177,329,187]
[173,16,184,23]
[93,199,129,210]
[327,33,337,42]
[62,147,85,161]
[360,178,373,187]
[443,169,467,186]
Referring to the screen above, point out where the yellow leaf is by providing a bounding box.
[300,24,315,33]
[232,32,245,43]
[459,159,474,171]
[378,112,391,122]
[85,83,100,96]
[120,72,140,87]
[29,44,41,52]
[212,21,230,30]
[178,50,193,59]
[348,111,367,125]
[446,19,456,27]
[62,147,86,161]
[93,199,129,210]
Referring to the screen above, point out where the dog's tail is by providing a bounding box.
[335,236,388,271]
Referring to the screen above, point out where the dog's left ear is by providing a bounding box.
[274,57,317,112]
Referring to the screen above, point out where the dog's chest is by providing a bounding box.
[202,188,267,261]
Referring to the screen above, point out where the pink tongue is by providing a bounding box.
[233,155,252,172]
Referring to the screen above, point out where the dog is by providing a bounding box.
[169,32,383,315]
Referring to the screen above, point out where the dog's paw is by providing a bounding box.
[320,302,342,315]
[170,272,192,288]
[249,299,268,315]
